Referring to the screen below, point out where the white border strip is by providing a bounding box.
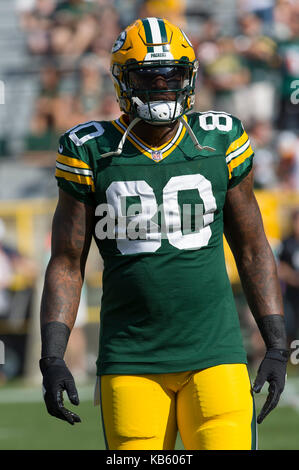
[226,138,250,164]
[56,161,93,177]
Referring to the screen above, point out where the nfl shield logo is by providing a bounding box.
[151,150,163,161]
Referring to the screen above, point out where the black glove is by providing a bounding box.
[252,348,288,424]
[40,357,81,425]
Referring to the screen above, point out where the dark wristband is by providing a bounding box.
[39,357,66,373]
[263,349,289,362]
[41,321,70,359]
[256,314,288,350]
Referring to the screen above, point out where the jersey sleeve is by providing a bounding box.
[225,118,254,188]
[55,129,95,206]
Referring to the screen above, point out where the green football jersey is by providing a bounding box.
[55,111,254,375]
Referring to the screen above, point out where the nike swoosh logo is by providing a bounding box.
[58,144,63,153]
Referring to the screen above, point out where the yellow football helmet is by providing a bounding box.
[110,17,198,124]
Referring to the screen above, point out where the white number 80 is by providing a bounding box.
[105,174,217,254]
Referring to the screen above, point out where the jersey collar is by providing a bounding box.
[111,115,187,162]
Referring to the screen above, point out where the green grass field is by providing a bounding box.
[0,376,299,450]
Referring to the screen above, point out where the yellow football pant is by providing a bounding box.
[100,363,256,450]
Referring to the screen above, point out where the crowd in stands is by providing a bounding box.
[13,0,299,191]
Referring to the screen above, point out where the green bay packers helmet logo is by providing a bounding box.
[112,31,127,53]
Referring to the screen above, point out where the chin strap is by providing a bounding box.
[101,115,216,158]
[178,116,216,152]
[101,117,141,158]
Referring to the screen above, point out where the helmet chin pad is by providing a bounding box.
[132,97,183,124]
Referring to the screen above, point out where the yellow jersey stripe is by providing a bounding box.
[56,153,91,170]
[56,161,93,177]
[55,168,95,192]
[226,131,248,157]
[226,138,250,164]
[228,145,253,179]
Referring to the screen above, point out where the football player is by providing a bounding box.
[40,18,288,450]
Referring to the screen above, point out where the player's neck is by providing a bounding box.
[126,114,179,148]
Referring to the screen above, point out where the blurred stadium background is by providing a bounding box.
[0,0,299,450]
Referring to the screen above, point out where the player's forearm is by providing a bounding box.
[235,241,287,350]
[235,238,284,320]
[40,191,94,360]
[41,255,83,330]
[40,255,84,359]
[224,172,284,320]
